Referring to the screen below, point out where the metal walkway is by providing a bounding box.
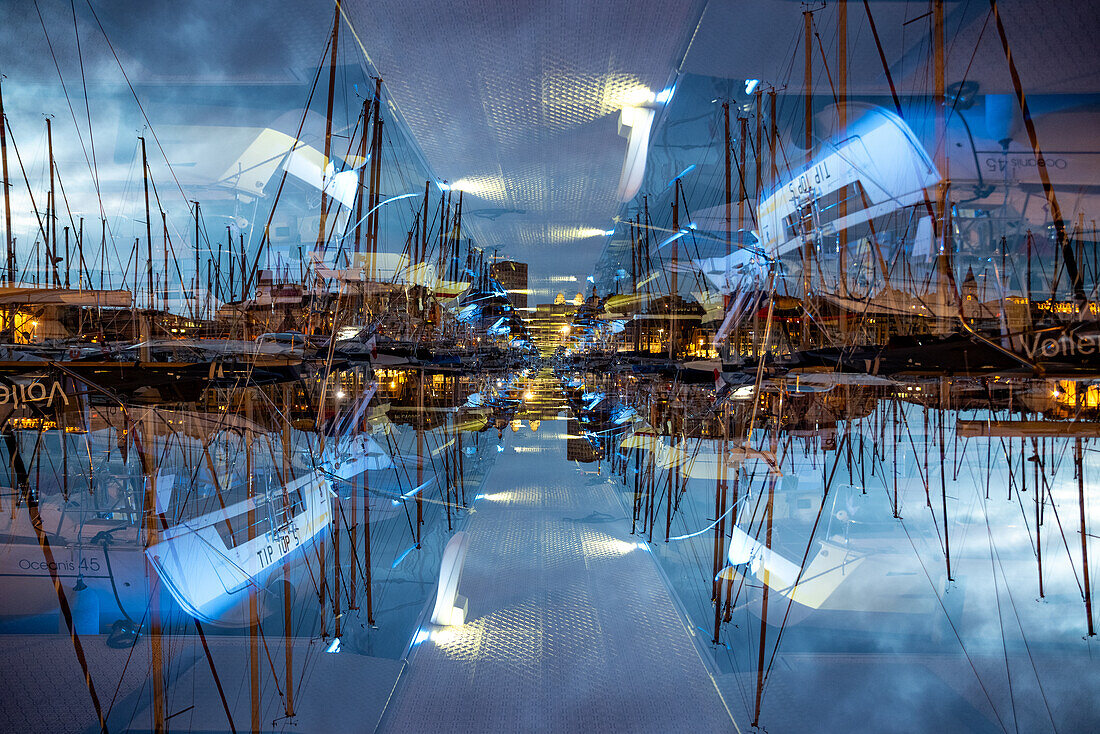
[379,419,735,733]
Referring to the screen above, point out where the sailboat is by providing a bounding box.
[146,468,333,625]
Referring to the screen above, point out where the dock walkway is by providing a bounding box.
[379,418,735,732]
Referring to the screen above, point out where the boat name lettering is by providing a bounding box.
[984,156,1067,171]
[1022,334,1100,359]
[258,527,302,566]
[0,381,70,408]
[17,557,100,572]
[787,161,832,197]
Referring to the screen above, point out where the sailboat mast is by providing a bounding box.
[245,398,261,734]
[670,181,679,360]
[227,226,234,302]
[348,384,359,613]
[633,220,642,352]
[643,197,651,308]
[768,89,777,183]
[333,441,343,640]
[281,385,296,718]
[416,370,424,547]
[353,98,369,256]
[752,470,778,727]
[141,136,153,310]
[135,416,166,732]
[438,190,448,281]
[755,88,762,203]
[366,77,383,280]
[421,179,429,275]
[161,211,168,308]
[711,425,726,643]
[831,2,854,342]
[239,232,245,306]
[932,0,953,331]
[453,192,463,282]
[77,217,85,290]
[1076,438,1095,636]
[801,9,813,349]
[317,6,340,254]
[989,0,1083,304]
[837,0,849,319]
[723,101,731,258]
[364,430,375,625]
[738,115,747,249]
[193,201,200,320]
[0,77,12,286]
[47,117,56,288]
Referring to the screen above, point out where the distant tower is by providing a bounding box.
[488,260,528,310]
[961,265,979,319]
[962,265,978,302]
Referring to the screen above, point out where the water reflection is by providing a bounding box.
[0,367,535,658]
[553,362,1099,730]
[3,344,1100,730]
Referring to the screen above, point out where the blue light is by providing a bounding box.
[392,478,433,505]
[604,229,616,236]
[656,231,686,250]
[744,79,760,95]
[391,544,417,568]
[655,85,676,104]
[371,191,417,209]
[668,501,739,541]
[347,192,419,231]
[667,164,696,188]
[325,637,342,653]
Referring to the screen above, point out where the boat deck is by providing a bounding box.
[378,419,735,733]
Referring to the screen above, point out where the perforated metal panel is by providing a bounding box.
[343,0,706,281]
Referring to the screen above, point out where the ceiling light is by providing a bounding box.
[616,105,655,202]
[448,177,505,197]
[623,86,656,106]
[576,227,611,238]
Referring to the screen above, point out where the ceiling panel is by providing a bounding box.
[343,0,706,290]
